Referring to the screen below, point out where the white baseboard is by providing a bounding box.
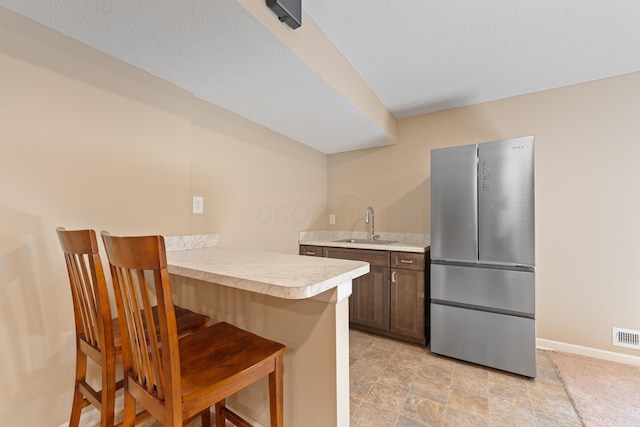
[537,338,640,366]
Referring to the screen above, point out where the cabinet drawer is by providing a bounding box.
[299,245,323,257]
[391,252,425,271]
[324,247,390,267]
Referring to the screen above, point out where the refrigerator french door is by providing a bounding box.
[430,136,536,378]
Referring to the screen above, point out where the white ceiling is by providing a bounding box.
[2,0,639,153]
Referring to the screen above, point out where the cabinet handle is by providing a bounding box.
[399,259,413,264]
[392,271,396,283]
[306,251,316,255]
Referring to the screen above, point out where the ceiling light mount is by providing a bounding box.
[266,0,302,29]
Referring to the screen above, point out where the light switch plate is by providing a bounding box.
[329,214,336,225]
[192,196,204,214]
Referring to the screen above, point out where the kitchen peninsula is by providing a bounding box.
[164,234,369,427]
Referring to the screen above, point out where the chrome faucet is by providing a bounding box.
[365,206,379,241]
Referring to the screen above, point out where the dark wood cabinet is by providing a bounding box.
[390,268,424,338]
[300,244,429,345]
[322,247,390,331]
[351,266,390,331]
[390,251,426,342]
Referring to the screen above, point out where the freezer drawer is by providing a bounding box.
[431,303,536,377]
[431,263,534,315]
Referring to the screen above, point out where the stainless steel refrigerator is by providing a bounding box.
[430,136,536,378]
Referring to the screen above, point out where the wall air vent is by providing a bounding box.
[266,0,302,29]
[612,327,640,350]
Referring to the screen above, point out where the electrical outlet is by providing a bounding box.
[192,196,204,214]
[329,214,336,225]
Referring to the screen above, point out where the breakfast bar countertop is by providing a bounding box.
[166,245,369,300]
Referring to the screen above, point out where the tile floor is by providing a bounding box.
[349,329,583,427]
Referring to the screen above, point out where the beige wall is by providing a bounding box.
[188,98,327,254]
[328,71,640,357]
[0,8,326,426]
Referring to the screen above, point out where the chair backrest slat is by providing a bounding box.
[71,253,98,345]
[138,268,164,398]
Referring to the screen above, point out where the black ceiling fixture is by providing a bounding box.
[266,0,302,29]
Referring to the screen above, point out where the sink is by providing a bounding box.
[334,239,397,245]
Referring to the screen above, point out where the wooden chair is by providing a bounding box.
[101,232,286,427]
[56,228,211,427]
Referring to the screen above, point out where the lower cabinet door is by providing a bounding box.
[351,266,390,331]
[390,268,425,340]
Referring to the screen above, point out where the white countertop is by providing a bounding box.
[299,231,430,253]
[166,245,369,300]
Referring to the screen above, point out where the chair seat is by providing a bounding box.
[178,322,286,398]
[112,305,209,351]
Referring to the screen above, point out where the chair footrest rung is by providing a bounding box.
[113,409,152,427]
[221,407,252,427]
[78,381,102,410]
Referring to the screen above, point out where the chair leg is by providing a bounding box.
[214,400,225,427]
[69,349,87,427]
[200,407,211,427]
[269,354,284,427]
[100,357,117,427]
[121,386,137,427]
